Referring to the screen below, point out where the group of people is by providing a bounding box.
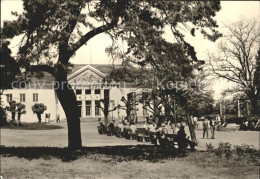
[240,118,260,131]
[117,119,193,150]
[202,117,217,139]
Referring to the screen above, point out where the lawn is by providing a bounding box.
[0,120,259,178]
[0,145,259,179]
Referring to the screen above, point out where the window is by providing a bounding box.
[95,89,100,94]
[20,94,25,102]
[76,89,82,95]
[85,89,91,95]
[77,101,82,117]
[85,101,91,116]
[33,93,38,102]
[6,94,12,102]
[95,101,100,116]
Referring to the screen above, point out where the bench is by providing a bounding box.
[135,128,150,142]
[165,134,178,148]
[123,128,132,139]
[149,131,158,145]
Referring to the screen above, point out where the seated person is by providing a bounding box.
[159,123,168,135]
[165,121,173,134]
[107,121,115,134]
[99,121,106,133]
[149,122,158,132]
[173,123,181,135]
[143,121,149,130]
[177,126,188,150]
[158,123,168,145]
[130,122,137,133]
[118,122,125,132]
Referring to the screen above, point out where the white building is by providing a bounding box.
[2,64,149,123]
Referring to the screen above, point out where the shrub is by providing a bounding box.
[206,142,259,165]
[205,143,214,152]
[214,142,233,159]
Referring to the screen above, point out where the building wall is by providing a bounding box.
[2,87,149,123]
[2,89,65,123]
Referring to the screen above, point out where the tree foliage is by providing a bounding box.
[32,103,47,114]
[32,103,47,123]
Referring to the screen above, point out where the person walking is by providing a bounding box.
[203,117,209,139]
[210,118,216,139]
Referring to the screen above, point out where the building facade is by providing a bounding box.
[2,64,149,123]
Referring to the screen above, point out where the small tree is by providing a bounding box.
[32,103,47,123]
[16,102,26,125]
[6,100,17,121]
[98,99,117,126]
[118,93,138,122]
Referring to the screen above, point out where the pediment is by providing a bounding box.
[68,65,106,84]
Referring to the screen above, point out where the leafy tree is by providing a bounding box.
[16,102,26,125]
[0,40,20,126]
[209,19,260,116]
[32,103,47,123]
[2,0,222,148]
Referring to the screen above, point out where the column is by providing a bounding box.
[100,89,104,117]
[82,89,86,118]
[91,89,95,117]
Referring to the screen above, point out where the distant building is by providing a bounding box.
[2,64,150,123]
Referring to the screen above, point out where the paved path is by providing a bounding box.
[0,120,259,150]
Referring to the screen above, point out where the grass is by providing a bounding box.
[0,144,259,179]
[0,122,63,130]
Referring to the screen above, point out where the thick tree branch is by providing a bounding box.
[70,20,118,55]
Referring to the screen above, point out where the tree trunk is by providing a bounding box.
[104,100,109,126]
[126,108,131,122]
[186,114,196,142]
[37,113,41,123]
[18,113,21,123]
[104,115,108,126]
[154,98,160,125]
[55,72,82,150]
[247,90,259,116]
[250,97,259,116]
[11,112,15,121]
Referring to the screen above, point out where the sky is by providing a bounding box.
[1,0,260,99]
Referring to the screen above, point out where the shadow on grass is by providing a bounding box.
[0,145,194,162]
[0,123,63,130]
